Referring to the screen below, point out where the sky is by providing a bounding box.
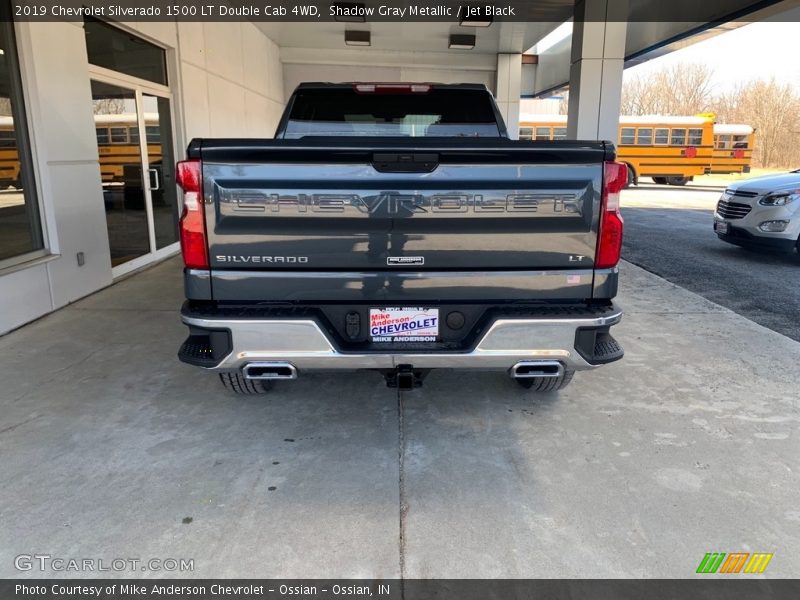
[625,21,800,93]
[534,20,800,94]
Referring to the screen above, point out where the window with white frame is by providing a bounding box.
[0,9,43,263]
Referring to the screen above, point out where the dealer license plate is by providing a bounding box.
[714,221,729,234]
[369,307,439,342]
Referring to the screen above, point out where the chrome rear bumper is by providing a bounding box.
[181,309,623,373]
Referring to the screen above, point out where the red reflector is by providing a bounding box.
[180,229,208,270]
[176,159,209,270]
[353,83,431,94]
[176,159,201,193]
[596,161,626,269]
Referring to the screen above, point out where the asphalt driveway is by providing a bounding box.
[622,183,800,342]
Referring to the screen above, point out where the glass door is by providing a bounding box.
[92,80,150,267]
[91,78,178,274]
[142,93,178,251]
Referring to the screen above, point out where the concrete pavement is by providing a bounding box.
[0,256,798,578]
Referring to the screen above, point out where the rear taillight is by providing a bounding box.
[596,161,627,269]
[176,159,208,269]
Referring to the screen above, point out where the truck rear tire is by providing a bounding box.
[624,165,636,188]
[666,176,690,186]
[516,370,574,392]
[219,372,272,394]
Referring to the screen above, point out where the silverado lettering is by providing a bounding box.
[223,190,581,216]
[215,256,309,263]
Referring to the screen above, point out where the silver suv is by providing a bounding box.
[714,169,800,256]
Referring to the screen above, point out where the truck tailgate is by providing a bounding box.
[192,139,613,301]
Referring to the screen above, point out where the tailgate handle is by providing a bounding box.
[372,153,439,173]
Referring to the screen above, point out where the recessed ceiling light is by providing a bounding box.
[345,30,371,47]
[449,34,476,50]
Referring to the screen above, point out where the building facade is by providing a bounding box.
[0,16,507,334]
[0,16,286,333]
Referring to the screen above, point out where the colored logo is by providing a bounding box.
[696,552,773,574]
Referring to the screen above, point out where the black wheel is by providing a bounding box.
[652,177,668,185]
[515,370,575,392]
[218,372,272,394]
[666,176,690,186]
[624,165,636,188]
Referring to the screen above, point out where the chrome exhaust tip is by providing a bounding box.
[242,362,298,380]
[510,360,564,379]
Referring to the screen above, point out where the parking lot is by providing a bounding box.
[622,181,800,341]
[1,235,798,578]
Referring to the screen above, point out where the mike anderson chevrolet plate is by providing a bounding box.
[369,308,439,342]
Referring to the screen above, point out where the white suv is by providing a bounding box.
[714,169,800,256]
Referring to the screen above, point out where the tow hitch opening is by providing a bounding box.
[383,365,430,390]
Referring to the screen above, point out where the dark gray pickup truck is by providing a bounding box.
[177,82,626,393]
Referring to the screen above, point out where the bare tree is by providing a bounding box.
[558,92,569,115]
[93,98,126,115]
[0,98,12,117]
[713,78,800,168]
[620,65,800,167]
[621,63,714,115]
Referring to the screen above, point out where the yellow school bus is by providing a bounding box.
[94,113,162,183]
[0,117,21,187]
[711,123,756,175]
[0,114,162,188]
[519,114,716,186]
